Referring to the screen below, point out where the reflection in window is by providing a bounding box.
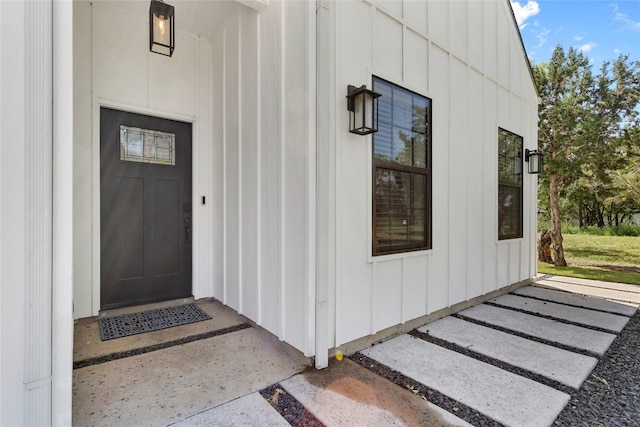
[498,128,523,240]
[120,125,175,166]
[373,77,432,255]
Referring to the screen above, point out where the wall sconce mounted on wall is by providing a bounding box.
[525,149,544,174]
[346,85,381,135]
[150,0,175,57]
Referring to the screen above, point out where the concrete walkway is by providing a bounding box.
[73,276,639,426]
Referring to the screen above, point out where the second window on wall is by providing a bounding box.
[372,77,432,256]
[498,128,523,240]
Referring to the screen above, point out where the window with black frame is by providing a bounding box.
[372,77,432,255]
[498,128,523,240]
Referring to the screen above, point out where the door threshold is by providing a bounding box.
[99,296,195,318]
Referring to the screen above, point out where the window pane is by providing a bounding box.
[373,77,432,255]
[374,80,430,168]
[375,168,427,251]
[120,125,175,166]
[498,128,523,240]
[499,184,522,239]
[498,128,522,185]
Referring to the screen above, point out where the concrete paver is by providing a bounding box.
[361,335,570,427]
[490,294,630,332]
[515,285,637,316]
[171,393,290,427]
[281,359,472,427]
[418,316,597,389]
[537,279,640,305]
[543,276,640,295]
[459,304,616,355]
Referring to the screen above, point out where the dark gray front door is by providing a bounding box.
[100,107,192,309]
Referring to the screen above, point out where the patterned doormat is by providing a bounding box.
[99,303,211,341]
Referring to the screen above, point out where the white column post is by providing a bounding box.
[52,1,74,425]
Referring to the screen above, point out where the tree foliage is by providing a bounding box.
[533,46,640,266]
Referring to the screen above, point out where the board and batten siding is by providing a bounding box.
[330,0,539,347]
[73,1,315,356]
[210,0,315,355]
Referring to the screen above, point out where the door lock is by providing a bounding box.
[184,217,191,243]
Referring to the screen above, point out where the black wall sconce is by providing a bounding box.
[150,0,175,57]
[525,149,544,174]
[346,85,381,135]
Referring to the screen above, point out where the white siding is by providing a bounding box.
[1,2,27,424]
[73,1,314,356]
[212,1,314,354]
[69,0,537,359]
[330,0,539,347]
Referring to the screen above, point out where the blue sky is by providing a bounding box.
[511,0,640,67]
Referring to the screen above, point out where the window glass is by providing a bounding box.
[120,125,176,166]
[374,81,430,168]
[373,77,432,255]
[498,128,523,240]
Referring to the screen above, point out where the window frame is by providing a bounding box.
[372,76,433,256]
[497,127,524,241]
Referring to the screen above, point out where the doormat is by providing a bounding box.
[99,303,211,341]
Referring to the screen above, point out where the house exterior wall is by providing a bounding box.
[327,0,539,347]
[2,0,540,423]
[208,0,316,355]
[73,0,316,356]
[73,0,216,318]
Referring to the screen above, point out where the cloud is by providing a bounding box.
[535,28,551,49]
[579,42,598,53]
[615,12,640,31]
[511,1,540,27]
[574,35,584,41]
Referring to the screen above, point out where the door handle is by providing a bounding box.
[184,217,191,243]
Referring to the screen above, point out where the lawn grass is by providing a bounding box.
[538,263,640,285]
[537,233,640,285]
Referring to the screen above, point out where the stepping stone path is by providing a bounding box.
[179,276,639,426]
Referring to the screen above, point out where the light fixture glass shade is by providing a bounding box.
[525,149,544,174]
[150,0,175,57]
[347,85,381,135]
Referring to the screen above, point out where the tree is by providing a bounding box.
[533,46,640,266]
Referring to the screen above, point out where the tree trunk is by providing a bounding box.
[538,229,554,264]
[549,173,568,266]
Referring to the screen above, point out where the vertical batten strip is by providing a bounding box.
[256,13,262,325]
[306,0,317,357]
[237,12,243,314]
[24,1,53,424]
[278,0,286,340]
[400,258,406,322]
[222,27,228,304]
